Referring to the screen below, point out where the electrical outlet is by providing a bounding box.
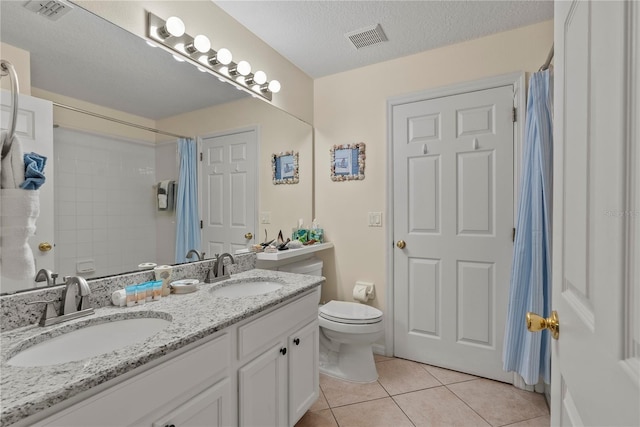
[260,212,271,224]
[368,212,382,227]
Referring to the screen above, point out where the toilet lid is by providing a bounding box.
[319,300,383,325]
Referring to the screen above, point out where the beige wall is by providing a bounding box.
[75,0,314,125]
[313,20,554,312]
[1,43,31,95]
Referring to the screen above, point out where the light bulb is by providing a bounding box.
[268,80,281,93]
[212,48,232,66]
[160,16,185,38]
[172,54,185,62]
[197,66,207,73]
[193,35,211,53]
[253,70,267,85]
[236,60,251,76]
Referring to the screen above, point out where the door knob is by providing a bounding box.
[244,232,253,240]
[38,242,53,252]
[526,310,559,340]
[396,240,406,249]
[280,347,287,356]
[293,338,300,346]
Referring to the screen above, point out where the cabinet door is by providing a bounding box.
[238,342,288,427]
[152,378,231,427]
[288,320,319,426]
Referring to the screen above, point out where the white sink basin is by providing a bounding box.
[7,317,171,367]
[212,281,283,298]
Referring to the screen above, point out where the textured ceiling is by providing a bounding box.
[1,1,247,120]
[214,0,554,78]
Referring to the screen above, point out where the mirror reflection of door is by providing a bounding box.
[0,91,54,293]
[200,128,257,256]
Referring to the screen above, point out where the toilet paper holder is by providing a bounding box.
[353,281,375,302]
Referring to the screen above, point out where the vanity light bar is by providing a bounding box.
[146,13,280,101]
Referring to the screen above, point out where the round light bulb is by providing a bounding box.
[253,70,267,85]
[236,60,251,76]
[193,35,211,53]
[197,66,207,73]
[172,54,185,63]
[217,48,233,65]
[165,16,185,37]
[268,80,281,93]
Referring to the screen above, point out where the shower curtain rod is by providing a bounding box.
[539,44,554,71]
[52,102,191,140]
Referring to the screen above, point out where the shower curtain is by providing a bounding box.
[503,69,553,385]
[175,138,201,264]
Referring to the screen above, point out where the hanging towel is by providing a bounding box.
[502,70,553,385]
[1,132,25,189]
[20,152,47,190]
[0,189,39,279]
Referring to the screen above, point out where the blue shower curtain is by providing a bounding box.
[175,138,201,264]
[503,70,553,385]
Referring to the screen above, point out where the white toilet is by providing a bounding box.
[279,257,384,383]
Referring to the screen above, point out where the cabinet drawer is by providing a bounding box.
[238,290,318,360]
[36,333,230,426]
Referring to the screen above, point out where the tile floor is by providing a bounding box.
[295,355,549,427]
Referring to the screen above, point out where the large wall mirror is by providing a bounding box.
[0,1,313,294]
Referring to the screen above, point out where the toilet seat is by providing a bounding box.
[319,300,382,325]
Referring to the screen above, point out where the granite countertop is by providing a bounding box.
[0,269,323,427]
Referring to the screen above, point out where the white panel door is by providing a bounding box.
[1,91,53,293]
[550,1,640,425]
[393,84,514,382]
[201,129,256,256]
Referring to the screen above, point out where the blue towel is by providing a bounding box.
[20,152,47,190]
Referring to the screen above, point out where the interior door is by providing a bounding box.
[392,84,514,382]
[550,1,640,425]
[201,129,257,256]
[1,91,54,293]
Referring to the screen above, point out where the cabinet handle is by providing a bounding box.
[165,424,175,427]
[280,347,287,355]
[293,338,300,346]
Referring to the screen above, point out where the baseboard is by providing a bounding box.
[372,343,387,357]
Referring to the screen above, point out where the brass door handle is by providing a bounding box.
[526,310,559,340]
[38,242,53,252]
[396,240,406,249]
[244,232,253,240]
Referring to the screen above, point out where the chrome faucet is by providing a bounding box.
[35,268,58,287]
[186,249,205,261]
[205,253,235,283]
[62,276,92,314]
[27,276,95,327]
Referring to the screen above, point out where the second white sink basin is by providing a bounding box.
[212,281,283,298]
[7,317,171,367]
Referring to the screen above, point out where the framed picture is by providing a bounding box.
[330,142,365,181]
[272,151,299,184]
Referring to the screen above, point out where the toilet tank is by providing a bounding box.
[279,257,323,276]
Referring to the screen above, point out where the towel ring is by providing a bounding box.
[0,59,20,160]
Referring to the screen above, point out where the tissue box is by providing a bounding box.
[292,229,309,242]
[308,228,324,243]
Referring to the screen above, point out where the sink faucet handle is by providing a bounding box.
[27,299,58,326]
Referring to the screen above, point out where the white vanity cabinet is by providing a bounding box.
[237,290,319,427]
[32,332,232,427]
[24,288,320,427]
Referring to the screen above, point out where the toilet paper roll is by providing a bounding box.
[111,289,126,307]
[353,284,371,302]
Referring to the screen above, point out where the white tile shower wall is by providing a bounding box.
[54,127,157,278]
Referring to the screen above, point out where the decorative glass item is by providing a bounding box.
[272,151,299,184]
[330,142,365,181]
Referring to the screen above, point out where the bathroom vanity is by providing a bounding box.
[0,268,323,427]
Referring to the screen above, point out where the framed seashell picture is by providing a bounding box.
[272,151,299,184]
[330,142,365,181]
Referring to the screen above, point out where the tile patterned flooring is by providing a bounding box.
[295,355,550,427]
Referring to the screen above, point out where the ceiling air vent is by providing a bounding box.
[24,0,73,21]
[345,24,388,50]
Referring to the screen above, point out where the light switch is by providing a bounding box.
[368,212,382,227]
[260,212,271,224]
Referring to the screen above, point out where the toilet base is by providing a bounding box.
[319,340,378,383]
